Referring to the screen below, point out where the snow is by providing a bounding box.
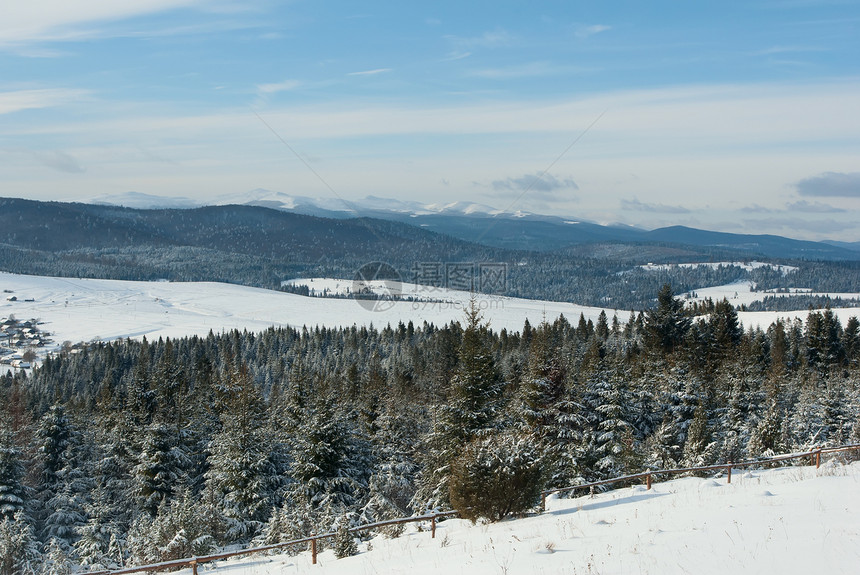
[681,280,860,330]
[169,461,860,575]
[641,261,798,274]
[0,273,614,356]
[3,273,859,363]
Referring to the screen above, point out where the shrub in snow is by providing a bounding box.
[127,488,217,565]
[332,514,358,559]
[40,538,71,575]
[449,430,543,523]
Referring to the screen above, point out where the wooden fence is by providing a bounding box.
[90,443,860,575]
[87,510,459,574]
[540,443,860,511]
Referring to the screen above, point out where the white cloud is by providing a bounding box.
[620,198,691,214]
[443,51,471,61]
[256,80,302,94]
[347,68,392,77]
[5,79,860,241]
[0,88,90,114]
[470,61,580,79]
[0,1,244,47]
[446,29,516,49]
[575,24,611,39]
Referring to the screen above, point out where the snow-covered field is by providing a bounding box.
[2,273,860,363]
[641,261,798,274]
[0,273,615,355]
[681,279,860,330]
[178,460,860,575]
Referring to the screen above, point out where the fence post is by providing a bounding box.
[311,535,317,564]
[431,514,437,538]
[646,472,651,490]
[541,491,546,512]
[727,463,732,484]
[190,559,198,575]
[816,448,821,469]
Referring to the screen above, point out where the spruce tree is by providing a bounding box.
[205,362,280,543]
[418,299,502,509]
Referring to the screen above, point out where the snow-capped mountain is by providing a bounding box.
[79,190,860,259]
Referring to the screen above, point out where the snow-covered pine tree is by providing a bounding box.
[680,402,717,469]
[148,486,217,563]
[205,361,280,543]
[644,284,692,356]
[513,320,581,489]
[40,538,71,575]
[417,298,503,509]
[448,429,543,522]
[0,511,41,575]
[133,422,190,516]
[332,513,358,559]
[0,427,26,522]
[286,395,370,527]
[74,482,124,570]
[360,407,418,535]
[581,357,640,479]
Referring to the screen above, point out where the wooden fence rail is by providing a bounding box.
[539,443,860,511]
[89,443,860,575]
[87,510,460,575]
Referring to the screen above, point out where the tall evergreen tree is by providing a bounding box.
[205,361,280,542]
[645,284,692,355]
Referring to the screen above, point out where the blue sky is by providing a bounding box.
[2,1,860,240]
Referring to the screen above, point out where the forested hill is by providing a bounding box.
[0,197,491,263]
[2,197,860,309]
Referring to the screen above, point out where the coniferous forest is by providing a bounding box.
[1,286,860,573]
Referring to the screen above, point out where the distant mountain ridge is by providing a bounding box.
[5,196,860,309]
[85,190,860,261]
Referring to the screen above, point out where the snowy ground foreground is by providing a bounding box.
[186,461,860,575]
[2,273,859,357]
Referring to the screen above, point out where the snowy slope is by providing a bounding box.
[0,272,614,354]
[174,461,860,575]
[681,279,860,330]
[3,273,859,361]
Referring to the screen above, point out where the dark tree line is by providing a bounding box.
[1,286,859,573]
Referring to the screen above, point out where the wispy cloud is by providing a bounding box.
[0,1,249,48]
[620,198,691,214]
[491,173,578,199]
[785,199,845,212]
[256,80,302,94]
[446,28,516,49]
[0,88,89,114]
[347,68,392,77]
[742,217,858,234]
[754,44,825,56]
[795,172,860,197]
[575,24,611,39]
[470,61,577,79]
[33,150,86,173]
[443,51,471,61]
[739,203,774,213]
